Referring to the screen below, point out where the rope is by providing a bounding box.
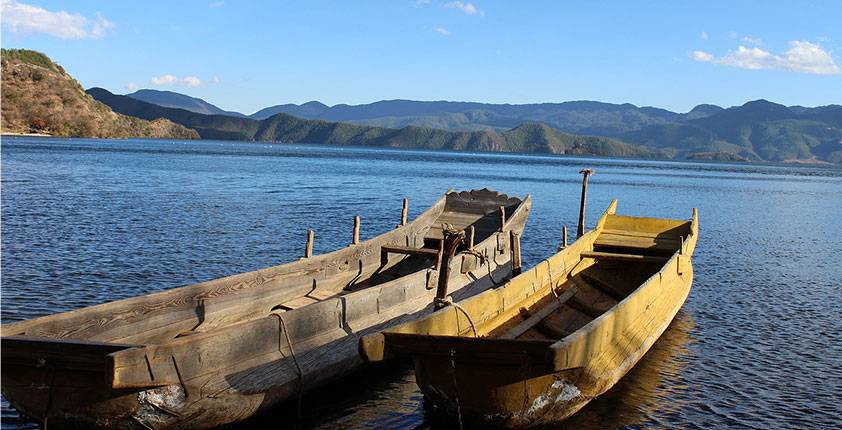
[275,313,304,419]
[434,296,479,338]
[463,247,503,286]
[450,349,465,430]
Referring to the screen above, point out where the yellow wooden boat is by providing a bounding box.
[360,200,698,428]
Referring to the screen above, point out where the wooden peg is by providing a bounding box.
[468,225,475,249]
[499,205,507,231]
[511,231,522,276]
[352,215,360,245]
[304,229,314,258]
[400,198,408,226]
[577,169,594,238]
[562,225,568,248]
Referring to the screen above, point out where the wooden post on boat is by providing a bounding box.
[577,169,593,238]
[434,228,466,310]
[304,229,314,258]
[468,225,475,249]
[499,205,507,231]
[352,216,360,245]
[400,198,408,227]
[562,225,568,248]
[510,231,522,276]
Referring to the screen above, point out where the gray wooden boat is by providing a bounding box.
[1,189,531,429]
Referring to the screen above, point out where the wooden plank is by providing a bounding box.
[2,336,136,372]
[381,245,440,258]
[594,232,680,251]
[580,251,669,263]
[307,288,337,300]
[383,333,555,365]
[278,295,319,310]
[501,288,577,340]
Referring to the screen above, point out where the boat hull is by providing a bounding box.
[415,264,693,428]
[360,201,699,429]
[2,189,531,429]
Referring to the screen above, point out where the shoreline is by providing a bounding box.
[2,134,840,169]
[2,131,52,137]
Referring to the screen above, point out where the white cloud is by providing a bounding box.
[780,41,841,74]
[443,1,478,15]
[434,26,450,36]
[151,74,178,85]
[150,75,208,87]
[693,50,714,62]
[0,0,114,39]
[211,75,221,84]
[740,35,763,46]
[692,40,841,75]
[700,31,708,40]
[208,1,224,8]
[182,76,202,87]
[125,83,138,91]
[90,13,114,38]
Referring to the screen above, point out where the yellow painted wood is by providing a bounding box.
[361,200,699,428]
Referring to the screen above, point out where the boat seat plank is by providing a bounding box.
[581,251,669,263]
[382,333,555,365]
[501,288,577,340]
[381,245,440,258]
[594,233,679,251]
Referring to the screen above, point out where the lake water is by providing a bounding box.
[2,137,841,429]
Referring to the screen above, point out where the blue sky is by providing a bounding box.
[2,0,841,115]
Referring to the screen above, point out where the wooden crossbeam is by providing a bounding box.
[580,251,669,263]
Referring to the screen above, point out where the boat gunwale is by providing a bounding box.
[105,196,526,356]
[2,189,524,338]
[0,193,446,337]
[362,200,699,370]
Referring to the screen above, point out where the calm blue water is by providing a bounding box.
[2,137,841,429]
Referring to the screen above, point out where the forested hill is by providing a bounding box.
[88,87,661,158]
[123,86,842,164]
[621,100,842,163]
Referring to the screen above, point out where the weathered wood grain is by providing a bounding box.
[0,189,533,429]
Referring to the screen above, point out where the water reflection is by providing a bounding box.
[554,310,696,429]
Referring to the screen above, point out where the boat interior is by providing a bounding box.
[362,203,696,363]
[488,214,691,342]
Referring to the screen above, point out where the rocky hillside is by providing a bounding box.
[1,49,198,139]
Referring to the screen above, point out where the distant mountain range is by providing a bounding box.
[106,88,842,164]
[3,49,839,164]
[89,87,659,158]
[0,50,197,140]
[127,89,248,118]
